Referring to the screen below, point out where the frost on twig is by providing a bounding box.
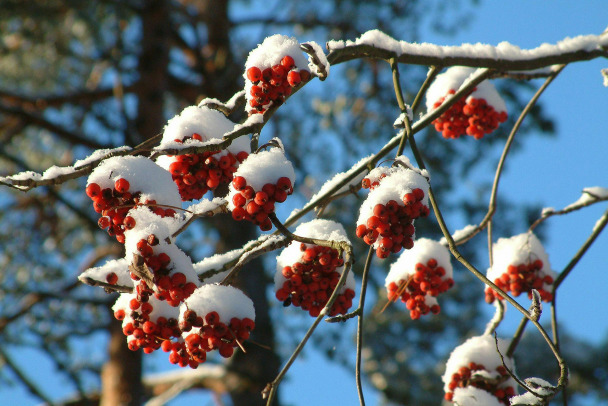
[531,186,608,231]
[509,377,557,406]
[0,146,133,191]
[301,41,329,80]
[529,289,542,322]
[198,91,246,116]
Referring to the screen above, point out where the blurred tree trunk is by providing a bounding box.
[99,0,280,404]
[101,317,143,406]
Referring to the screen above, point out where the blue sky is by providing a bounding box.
[2,2,607,405]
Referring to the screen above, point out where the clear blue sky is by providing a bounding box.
[2,2,607,405]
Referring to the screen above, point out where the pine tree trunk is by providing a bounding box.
[100,316,143,406]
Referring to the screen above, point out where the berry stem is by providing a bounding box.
[354,246,374,406]
[486,65,565,265]
[389,57,413,158]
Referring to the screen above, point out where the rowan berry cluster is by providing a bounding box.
[87,156,181,244]
[386,258,454,319]
[275,243,355,317]
[442,335,518,406]
[246,55,311,115]
[385,238,454,319]
[444,363,516,404]
[228,146,295,231]
[486,233,555,304]
[180,308,256,363]
[432,89,508,139]
[86,178,176,243]
[426,66,508,140]
[167,133,249,201]
[485,259,554,304]
[134,234,198,307]
[113,294,181,354]
[356,185,429,259]
[231,175,292,231]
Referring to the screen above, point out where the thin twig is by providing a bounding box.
[450,66,565,247]
[262,214,353,404]
[389,58,412,157]
[355,246,374,406]
[0,346,55,405]
[486,65,565,264]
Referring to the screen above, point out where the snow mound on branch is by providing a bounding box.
[181,284,255,323]
[453,386,504,406]
[157,105,250,156]
[79,258,133,287]
[487,232,556,284]
[385,238,452,285]
[426,66,506,113]
[228,147,295,200]
[87,155,182,208]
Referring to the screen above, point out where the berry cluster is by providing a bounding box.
[386,258,454,319]
[246,55,311,115]
[133,234,198,307]
[180,308,256,364]
[230,175,293,231]
[444,363,516,405]
[485,259,554,304]
[361,168,390,190]
[86,178,176,243]
[356,188,429,259]
[114,295,181,354]
[275,243,355,317]
[432,89,508,139]
[167,133,249,201]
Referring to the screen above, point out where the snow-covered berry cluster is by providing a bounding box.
[178,284,255,367]
[156,106,250,201]
[113,293,181,354]
[426,66,507,139]
[356,160,430,258]
[443,335,518,405]
[228,145,295,231]
[120,208,200,312]
[385,238,453,319]
[86,156,182,243]
[275,220,356,317]
[83,156,257,369]
[485,233,556,304]
[244,35,311,115]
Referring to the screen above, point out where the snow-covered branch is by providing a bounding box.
[327,29,608,70]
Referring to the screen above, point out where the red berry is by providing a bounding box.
[246,66,262,82]
[287,70,301,87]
[86,183,101,199]
[114,178,130,193]
[281,55,295,70]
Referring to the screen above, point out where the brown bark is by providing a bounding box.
[99,1,171,404]
[133,0,171,145]
[100,316,143,406]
